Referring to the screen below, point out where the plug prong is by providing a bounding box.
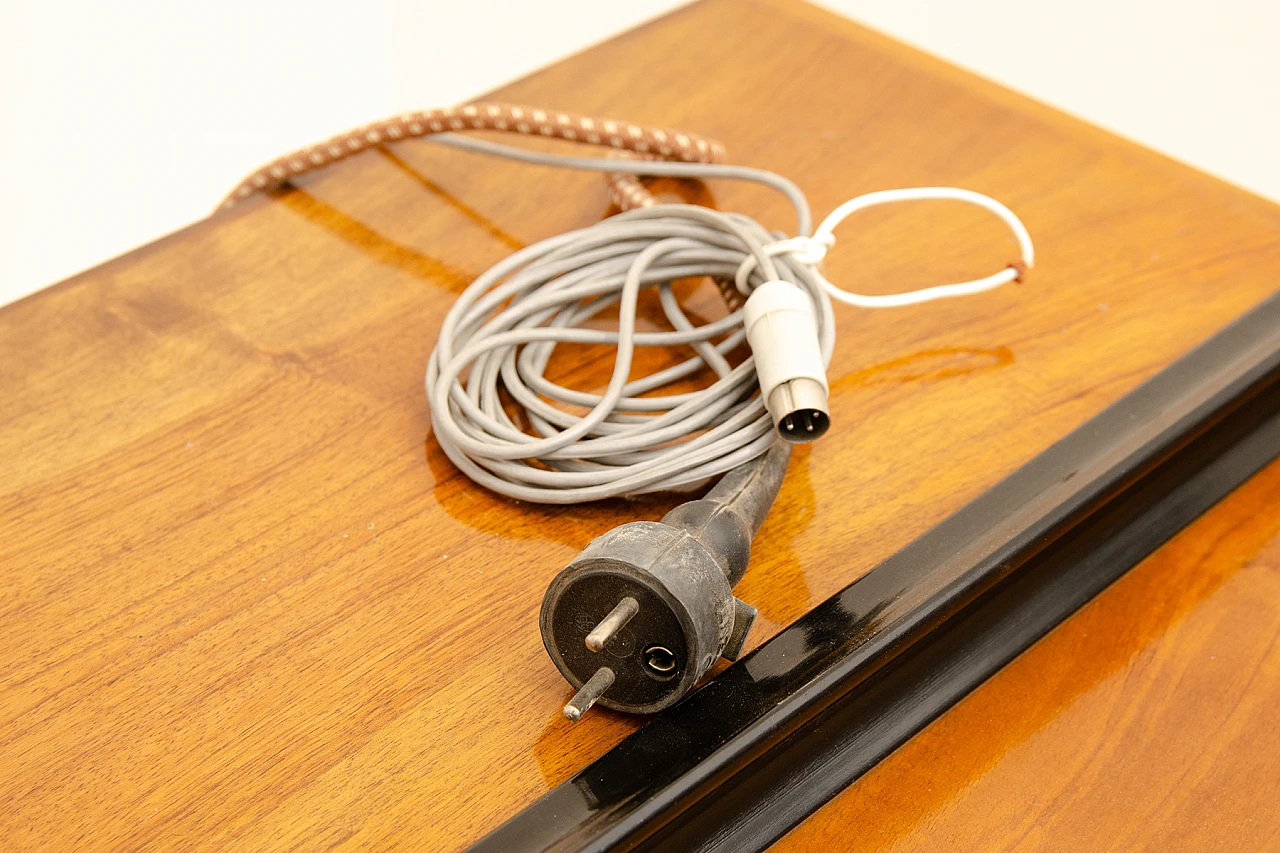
[563,666,615,721]
[585,597,639,652]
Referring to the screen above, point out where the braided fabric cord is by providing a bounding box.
[220,102,727,214]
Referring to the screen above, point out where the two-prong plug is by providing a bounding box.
[539,444,790,720]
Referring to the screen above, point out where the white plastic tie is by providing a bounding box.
[734,234,835,295]
[734,186,1035,308]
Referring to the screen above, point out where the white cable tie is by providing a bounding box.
[734,233,836,295]
[811,186,1034,309]
[769,235,832,265]
[735,187,1034,307]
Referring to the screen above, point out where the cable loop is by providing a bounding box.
[417,135,1034,503]
[425,204,837,504]
[733,187,1033,305]
[221,106,1035,504]
[807,187,1035,309]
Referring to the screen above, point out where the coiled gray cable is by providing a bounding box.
[424,135,835,503]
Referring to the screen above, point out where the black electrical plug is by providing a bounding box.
[540,443,790,719]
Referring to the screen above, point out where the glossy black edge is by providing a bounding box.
[467,289,1280,853]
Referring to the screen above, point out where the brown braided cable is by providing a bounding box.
[220,101,742,306]
[219,102,726,212]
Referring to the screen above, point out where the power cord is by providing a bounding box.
[228,103,1034,720]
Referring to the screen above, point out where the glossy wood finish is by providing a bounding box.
[774,455,1280,852]
[2,0,1279,850]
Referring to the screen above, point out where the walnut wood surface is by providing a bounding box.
[2,0,1279,850]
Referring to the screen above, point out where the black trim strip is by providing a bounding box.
[468,290,1280,853]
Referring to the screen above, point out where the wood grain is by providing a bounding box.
[2,0,1279,849]
[773,455,1280,852]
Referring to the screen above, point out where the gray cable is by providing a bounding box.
[424,135,834,503]
[429,133,814,236]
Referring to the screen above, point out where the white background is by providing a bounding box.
[2,0,1277,307]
